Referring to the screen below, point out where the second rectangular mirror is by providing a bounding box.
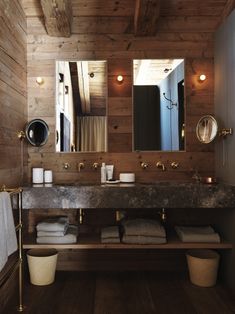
[133,59,185,151]
[56,60,107,152]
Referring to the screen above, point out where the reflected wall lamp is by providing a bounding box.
[199,74,207,82]
[36,77,44,85]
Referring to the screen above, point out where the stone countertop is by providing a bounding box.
[21,182,235,209]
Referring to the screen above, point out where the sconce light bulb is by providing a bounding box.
[117,75,124,83]
[199,74,206,81]
[36,77,44,85]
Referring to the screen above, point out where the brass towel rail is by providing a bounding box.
[0,185,24,312]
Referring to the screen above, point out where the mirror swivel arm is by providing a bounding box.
[17,131,25,140]
[163,93,177,110]
[219,128,233,138]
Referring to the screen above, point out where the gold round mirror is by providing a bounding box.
[196,115,218,144]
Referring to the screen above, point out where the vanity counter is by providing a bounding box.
[22,183,235,209]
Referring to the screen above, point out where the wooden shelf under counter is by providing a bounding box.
[23,233,233,250]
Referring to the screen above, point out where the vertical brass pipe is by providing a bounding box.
[17,191,23,312]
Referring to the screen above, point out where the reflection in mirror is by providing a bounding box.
[25,119,49,147]
[55,61,107,152]
[133,59,185,151]
[196,115,218,144]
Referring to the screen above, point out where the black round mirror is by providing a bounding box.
[25,119,49,147]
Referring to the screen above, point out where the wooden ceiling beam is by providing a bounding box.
[134,0,161,36]
[220,0,235,24]
[40,0,72,37]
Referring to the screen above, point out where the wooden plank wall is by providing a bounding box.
[0,0,27,310]
[26,2,215,184]
[0,0,27,187]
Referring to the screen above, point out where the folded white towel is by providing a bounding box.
[36,216,69,232]
[37,224,69,237]
[122,219,166,238]
[175,226,221,243]
[0,192,17,272]
[36,225,78,244]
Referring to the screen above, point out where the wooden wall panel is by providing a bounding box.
[25,3,216,184]
[0,0,27,187]
[0,1,27,310]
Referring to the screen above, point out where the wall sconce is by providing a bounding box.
[116,75,124,84]
[36,77,44,85]
[199,74,207,82]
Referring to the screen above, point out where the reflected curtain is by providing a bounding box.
[77,116,107,152]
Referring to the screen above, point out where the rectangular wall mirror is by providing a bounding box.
[133,59,185,151]
[55,60,107,152]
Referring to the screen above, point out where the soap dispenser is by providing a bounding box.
[101,162,106,183]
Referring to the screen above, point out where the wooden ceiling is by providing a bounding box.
[21,0,235,37]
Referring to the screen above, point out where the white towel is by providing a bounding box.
[36,216,69,232]
[0,192,18,272]
[37,224,69,237]
[36,225,78,244]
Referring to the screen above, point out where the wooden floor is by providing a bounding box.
[3,272,235,314]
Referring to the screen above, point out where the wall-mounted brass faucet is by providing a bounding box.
[78,162,85,172]
[140,162,149,169]
[158,208,167,223]
[156,161,166,171]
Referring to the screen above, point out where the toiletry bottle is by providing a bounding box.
[101,162,106,183]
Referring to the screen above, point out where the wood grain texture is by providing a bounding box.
[0,0,27,188]
[40,0,72,37]
[24,0,217,183]
[134,0,161,36]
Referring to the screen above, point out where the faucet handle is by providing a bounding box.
[170,161,179,169]
[92,162,99,170]
[140,162,149,169]
[63,162,70,170]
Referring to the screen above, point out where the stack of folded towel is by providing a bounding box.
[175,225,220,243]
[101,226,120,243]
[122,219,167,244]
[36,216,78,244]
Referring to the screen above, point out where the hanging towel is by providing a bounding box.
[36,216,69,232]
[122,219,166,238]
[0,192,17,272]
[175,226,221,243]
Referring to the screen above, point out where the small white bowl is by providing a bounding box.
[119,173,135,183]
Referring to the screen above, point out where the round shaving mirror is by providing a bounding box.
[196,115,218,144]
[25,119,49,147]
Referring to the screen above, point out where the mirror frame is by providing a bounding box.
[25,119,50,147]
[196,115,218,144]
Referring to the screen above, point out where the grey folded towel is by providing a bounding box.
[37,224,69,237]
[122,219,166,238]
[101,226,120,243]
[175,226,221,243]
[101,226,120,239]
[36,225,78,244]
[36,216,69,232]
[122,235,167,244]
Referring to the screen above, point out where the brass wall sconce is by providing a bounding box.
[63,162,70,170]
[198,74,206,82]
[92,162,99,170]
[36,77,44,85]
[116,75,124,84]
